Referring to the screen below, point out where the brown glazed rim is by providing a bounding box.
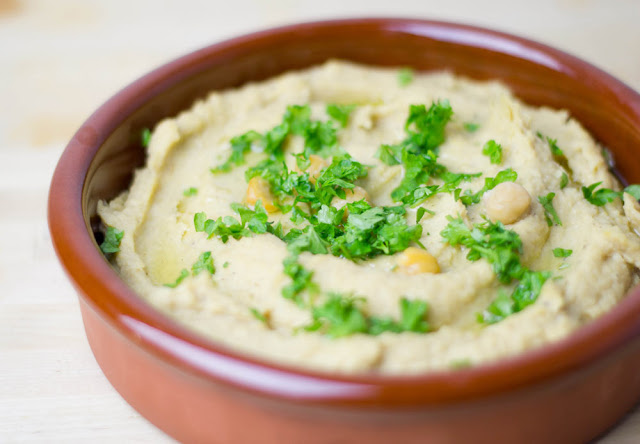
[49,18,640,408]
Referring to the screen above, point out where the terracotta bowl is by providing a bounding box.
[48,18,640,444]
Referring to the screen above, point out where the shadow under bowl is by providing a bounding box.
[48,18,640,444]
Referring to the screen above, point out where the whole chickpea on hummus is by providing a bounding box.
[98,61,640,374]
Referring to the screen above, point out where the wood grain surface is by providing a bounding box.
[1,0,639,442]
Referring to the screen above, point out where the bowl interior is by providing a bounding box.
[52,18,640,406]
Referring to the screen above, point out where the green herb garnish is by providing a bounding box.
[416,207,434,223]
[456,169,517,206]
[482,140,503,165]
[537,131,564,157]
[326,104,356,128]
[305,294,429,338]
[193,201,277,243]
[463,122,480,133]
[582,182,640,206]
[141,128,152,147]
[478,270,551,324]
[397,68,414,87]
[164,268,189,288]
[560,172,569,189]
[538,192,562,226]
[249,308,269,325]
[183,187,198,197]
[553,248,573,258]
[624,185,640,200]
[100,226,124,254]
[281,255,319,306]
[582,182,621,206]
[441,216,551,323]
[191,251,215,275]
[376,101,480,206]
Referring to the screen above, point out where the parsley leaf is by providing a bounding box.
[397,68,414,87]
[100,226,124,254]
[141,128,151,147]
[625,185,640,200]
[192,251,215,275]
[416,207,434,223]
[326,104,356,128]
[582,182,621,206]
[249,308,269,325]
[281,255,319,306]
[212,104,342,174]
[582,182,640,206]
[441,217,552,324]
[193,202,275,243]
[164,269,189,288]
[537,131,564,157]
[211,130,263,173]
[463,122,480,133]
[183,187,198,197]
[307,294,429,338]
[441,216,523,284]
[377,101,479,206]
[553,248,572,258]
[456,168,517,206]
[375,144,402,166]
[482,140,503,165]
[478,270,551,324]
[538,192,562,226]
[560,172,569,189]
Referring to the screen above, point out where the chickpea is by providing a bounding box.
[244,176,278,213]
[396,247,440,275]
[483,182,531,224]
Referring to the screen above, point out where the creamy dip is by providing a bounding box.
[98,61,640,374]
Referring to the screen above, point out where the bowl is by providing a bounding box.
[48,18,640,444]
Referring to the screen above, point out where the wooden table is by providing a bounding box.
[2,0,639,441]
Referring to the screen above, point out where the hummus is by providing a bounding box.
[98,61,640,374]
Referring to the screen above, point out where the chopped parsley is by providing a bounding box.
[281,255,319,306]
[183,187,198,197]
[100,226,124,254]
[537,131,564,157]
[626,185,640,200]
[479,270,551,324]
[553,248,573,258]
[456,168,517,206]
[463,122,480,133]
[305,294,429,338]
[283,201,423,261]
[582,182,640,206]
[538,193,562,226]
[582,182,622,206]
[326,104,356,128]
[416,207,434,223]
[191,251,215,275]
[249,308,269,325]
[211,104,342,173]
[376,101,481,206]
[397,68,414,87]
[560,172,569,189]
[441,216,551,323]
[141,128,151,147]
[441,216,523,283]
[223,261,230,268]
[193,201,278,242]
[482,140,503,164]
[164,269,189,288]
